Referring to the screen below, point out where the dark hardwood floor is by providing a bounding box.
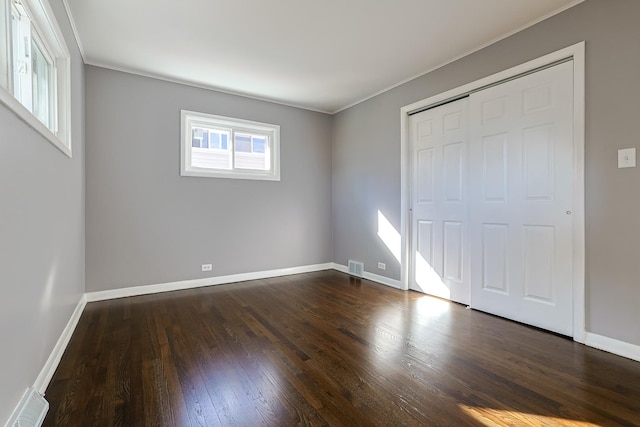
[44,270,640,426]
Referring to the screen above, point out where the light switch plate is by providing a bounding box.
[618,148,636,168]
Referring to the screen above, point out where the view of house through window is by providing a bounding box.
[181,110,280,181]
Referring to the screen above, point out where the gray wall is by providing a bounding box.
[0,0,84,423]
[85,67,332,292]
[332,0,640,346]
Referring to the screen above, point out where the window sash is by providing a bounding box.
[10,0,56,131]
[11,3,31,108]
[181,110,280,181]
[0,0,72,156]
[31,32,54,129]
[0,2,8,89]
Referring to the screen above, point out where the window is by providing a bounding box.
[0,0,72,156]
[181,110,280,181]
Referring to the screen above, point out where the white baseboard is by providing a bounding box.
[332,263,349,274]
[331,263,402,289]
[364,271,402,289]
[85,263,335,302]
[584,332,640,363]
[34,295,87,394]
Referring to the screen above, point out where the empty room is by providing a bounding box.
[2,0,640,425]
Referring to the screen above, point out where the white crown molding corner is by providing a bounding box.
[83,60,332,115]
[335,1,586,114]
[61,0,87,61]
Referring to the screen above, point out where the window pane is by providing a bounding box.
[11,9,32,110]
[209,131,220,149]
[201,130,209,148]
[32,40,51,129]
[253,137,266,153]
[235,133,251,153]
[0,3,7,90]
[221,133,228,150]
[191,130,231,170]
[235,133,267,170]
[10,13,19,97]
[192,128,203,147]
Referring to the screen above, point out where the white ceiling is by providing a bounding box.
[64,0,582,113]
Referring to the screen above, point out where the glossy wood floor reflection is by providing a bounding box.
[44,271,640,426]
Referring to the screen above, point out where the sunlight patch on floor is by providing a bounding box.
[458,404,602,427]
[415,294,450,319]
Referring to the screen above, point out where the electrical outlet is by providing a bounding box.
[377,262,386,270]
[202,264,212,272]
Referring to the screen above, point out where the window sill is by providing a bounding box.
[181,167,280,181]
[0,86,71,158]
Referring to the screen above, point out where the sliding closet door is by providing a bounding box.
[468,61,574,335]
[408,99,470,304]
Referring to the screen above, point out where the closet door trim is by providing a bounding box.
[400,41,585,343]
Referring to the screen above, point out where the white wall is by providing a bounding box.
[0,0,85,423]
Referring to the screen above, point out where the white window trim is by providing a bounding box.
[181,110,281,181]
[0,0,72,157]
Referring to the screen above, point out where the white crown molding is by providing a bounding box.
[61,0,86,61]
[83,60,332,115]
[61,0,584,115]
[334,0,586,114]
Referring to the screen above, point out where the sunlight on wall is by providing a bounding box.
[458,404,600,426]
[377,210,401,262]
[40,259,59,311]
[377,209,451,299]
[415,252,450,300]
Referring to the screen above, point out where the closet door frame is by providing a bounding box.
[400,41,585,343]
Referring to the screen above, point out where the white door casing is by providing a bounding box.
[401,47,586,342]
[401,42,585,341]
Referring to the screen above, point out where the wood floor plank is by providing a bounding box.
[44,270,640,426]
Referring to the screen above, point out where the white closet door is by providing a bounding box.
[468,61,574,335]
[409,98,470,304]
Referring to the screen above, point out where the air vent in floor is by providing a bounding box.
[8,387,48,427]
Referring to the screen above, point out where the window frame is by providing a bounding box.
[181,110,281,181]
[0,0,72,157]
